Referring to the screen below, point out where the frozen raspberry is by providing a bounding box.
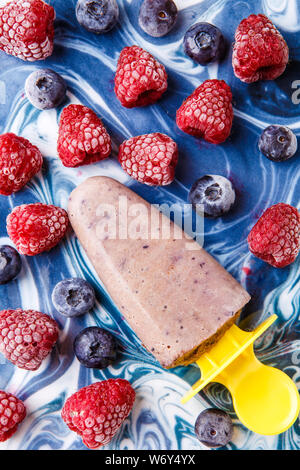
[184,22,226,66]
[0,309,59,371]
[138,0,178,38]
[52,278,95,318]
[6,203,69,256]
[176,79,233,144]
[195,408,233,448]
[25,69,67,110]
[114,45,168,108]
[0,0,55,62]
[0,391,26,442]
[232,14,289,83]
[248,203,300,268]
[258,125,297,162]
[0,245,22,285]
[73,327,117,369]
[0,133,43,196]
[61,379,135,449]
[189,175,235,218]
[57,104,111,167]
[119,132,178,185]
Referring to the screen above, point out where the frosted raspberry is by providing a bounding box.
[0,133,43,196]
[0,0,55,62]
[248,203,300,268]
[176,79,233,144]
[62,379,135,449]
[0,391,26,442]
[114,45,168,108]
[6,203,69,256]
[118,132,178,185]
[0,309,59,371]
[232,14,289,83]
[57,104,111,167]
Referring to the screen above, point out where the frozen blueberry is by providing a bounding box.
[0,245,22,284]
[52,278,95,317]
[138,0,178,38]
[74,326,117,368]
[76,0,119,34]
[195,408,233,448]
[258,125,297,162]
[189,175,235,217]
[184,22,226,65]
[25,69,67,110]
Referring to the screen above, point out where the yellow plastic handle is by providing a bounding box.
[181,315,300,435]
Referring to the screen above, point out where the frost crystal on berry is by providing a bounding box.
[0,133,43,196]
[57,104,111,167]
[176,79,233,144]
[232,14,289,83]
[114,45,168,108]
[0,309,59,370]
[0,0,55,62]
[0,391,26,442]
[119,132,178,185]
[6,203,69,256]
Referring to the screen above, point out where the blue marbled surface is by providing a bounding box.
[0,0,299,450]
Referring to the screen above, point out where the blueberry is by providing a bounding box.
[76,0,119,34]
[188,175,235,217]
[25,69,67,110]
[74,326,117,368]
[138,0,178,38]
[52,278,95,317]
[195,408,233,448]
[184,22,226,65]
[0,245,22,284]
[258,125,297,162]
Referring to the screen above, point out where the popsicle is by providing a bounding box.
[68,176,250,368]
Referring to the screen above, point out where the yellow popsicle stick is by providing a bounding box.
[181,314,300,435]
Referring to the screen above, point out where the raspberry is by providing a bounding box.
[0,391,26,442]
[248,203,300,268]
[0,309,59,371]
[61,379,135,449]
[114,45,168,108]
[0,0,55,62]
[232,14,289,83]
[76,0,119,34]
[6,203,69,256]
[119,132,178,186]
[0,133,43,196]
[57,104,111,168]
[176,79,233,144]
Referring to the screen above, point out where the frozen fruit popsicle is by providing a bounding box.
[68,176,250,368]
